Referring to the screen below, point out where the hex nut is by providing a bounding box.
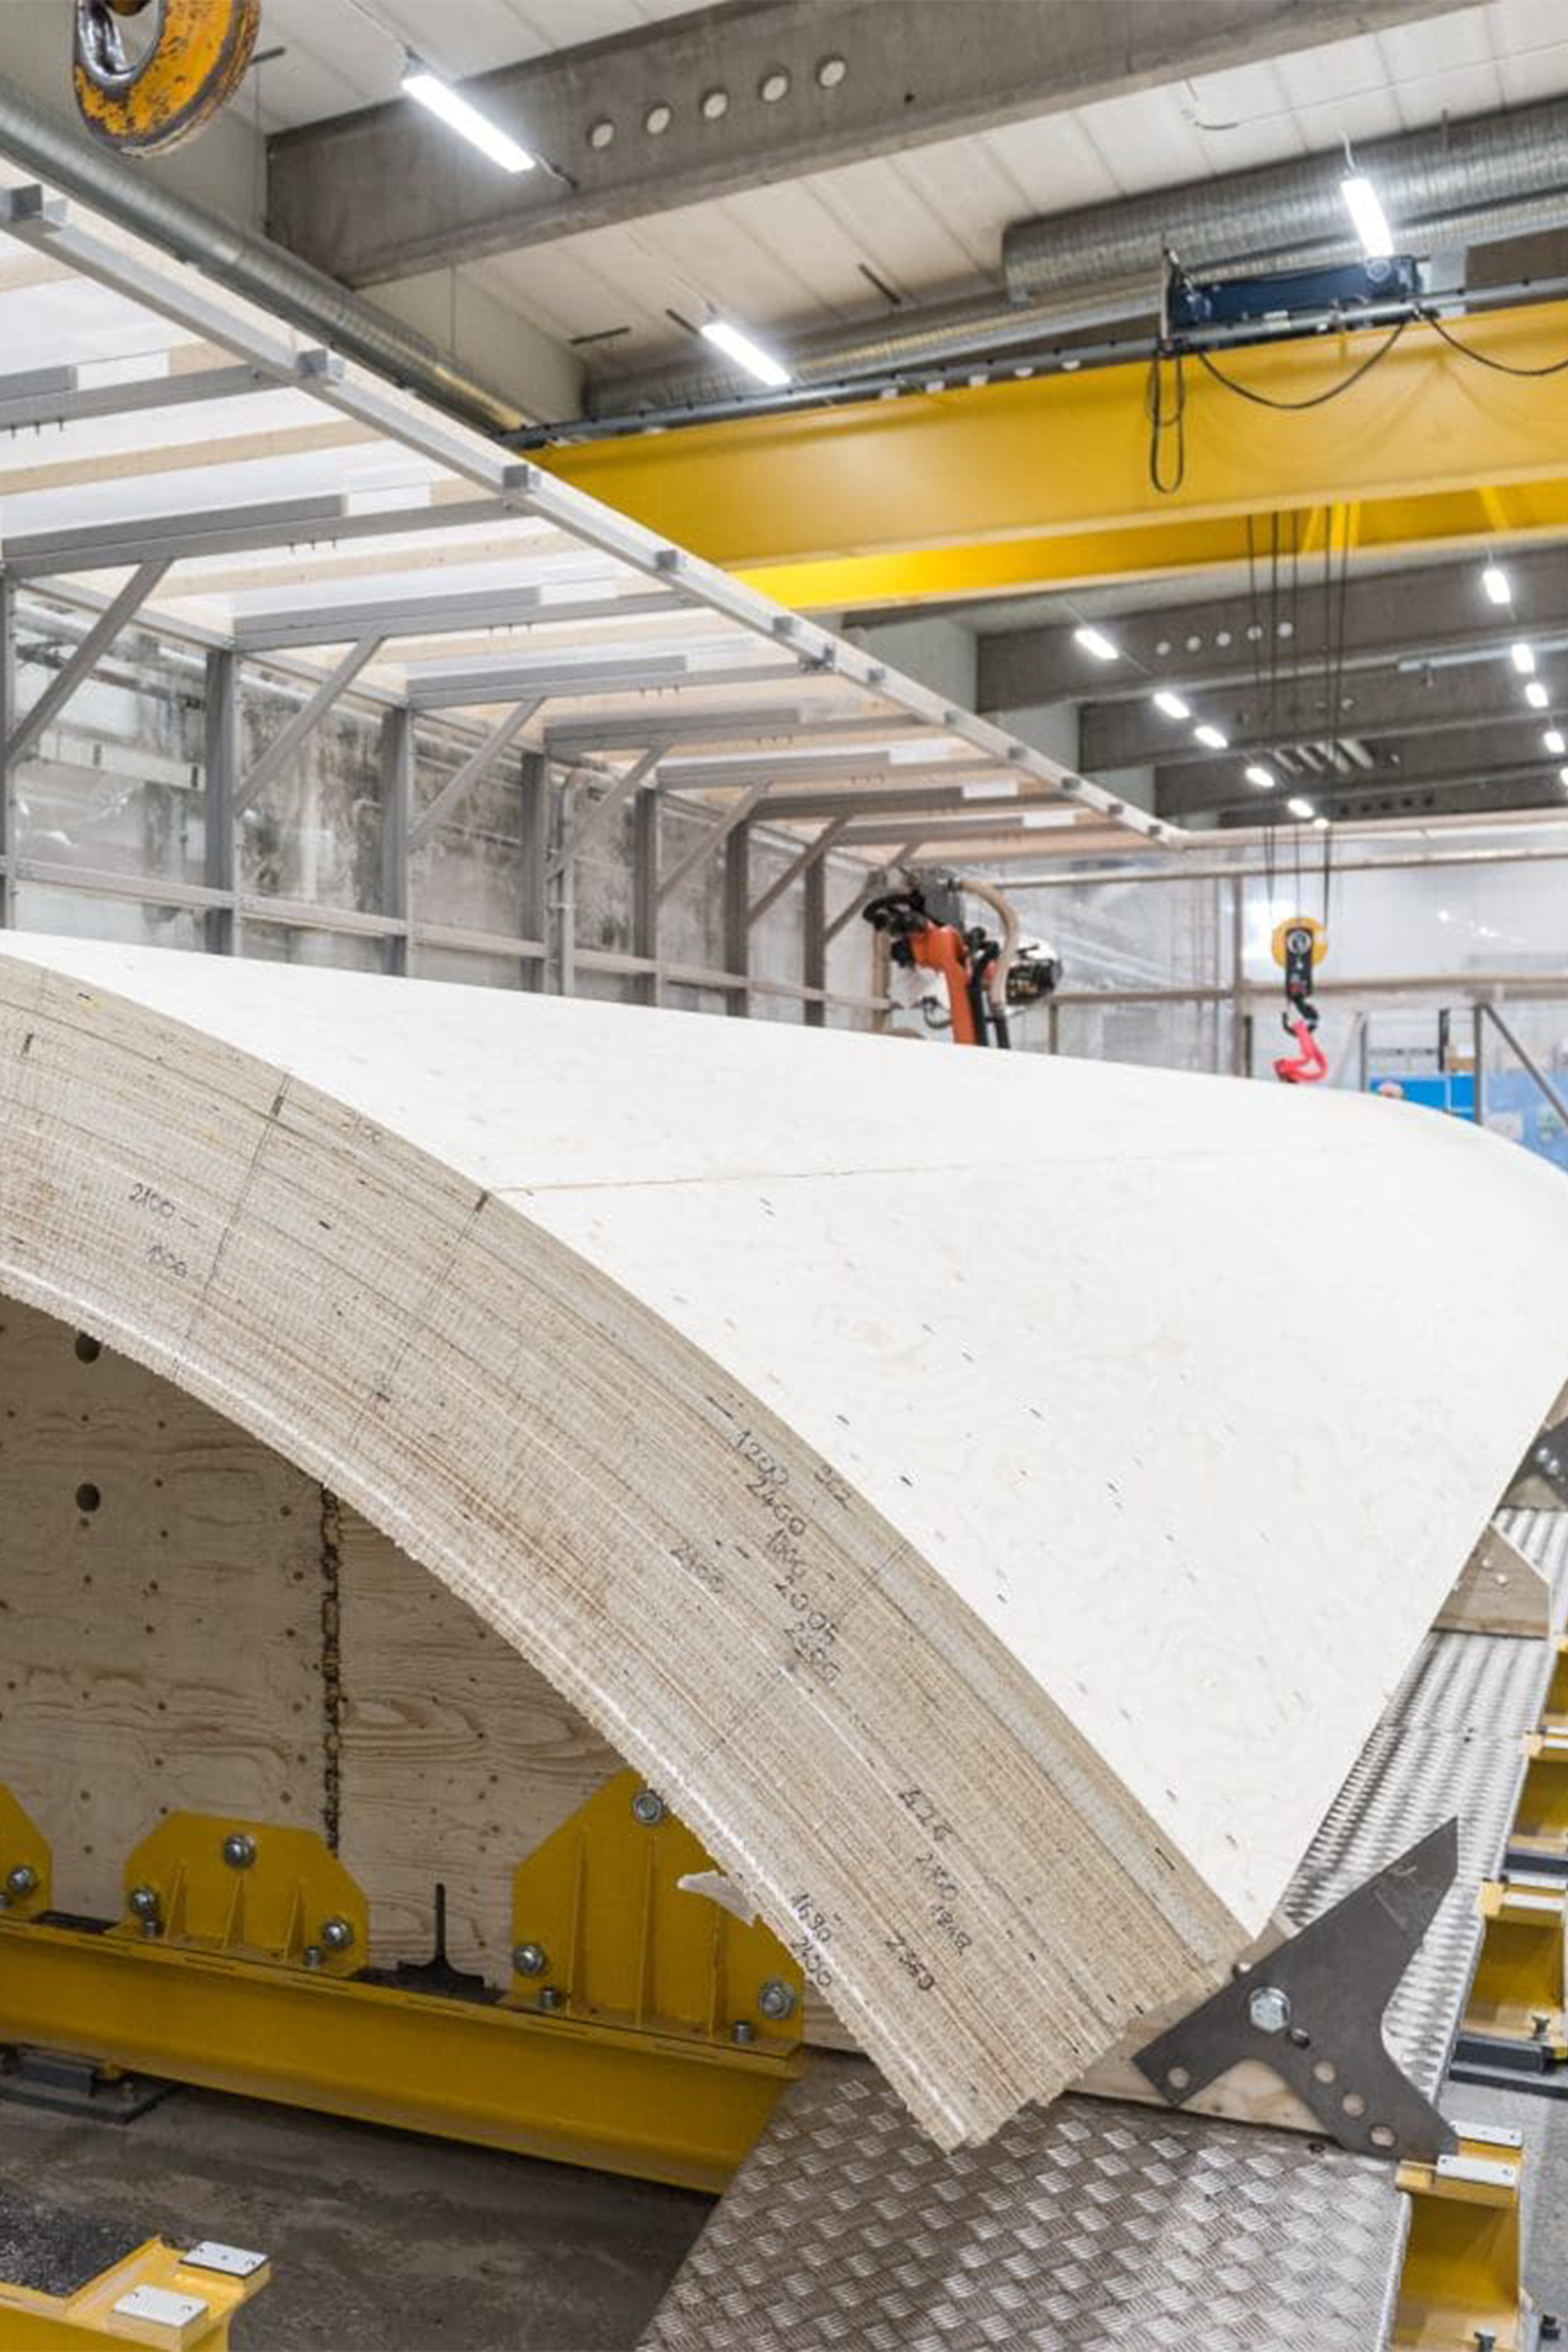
[731,2019,757,2045]
[539,1985,565,2011]
[222,1833,257,1871]
[318,1916,355,1953]
[128,1884,160,1922]
[5,1864,38,1900]
[1248,1985,1292,2035]
[514,1941,548,1978]
[630,1788,667,1828]
[757,1977,797,2022]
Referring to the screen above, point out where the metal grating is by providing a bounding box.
[644,1622,1541,2351]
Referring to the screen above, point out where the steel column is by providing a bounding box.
[202,648,239,956]
[550,746,661,875]
[723,824,751,1019]
[632,783,660,1008]
[380,706,413,978]
[0,572,13,931]
[519,752,550,993]
[804,856,826,1031]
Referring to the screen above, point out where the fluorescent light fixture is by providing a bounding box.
[1512,641,1536,674]
[699,317,791,388]
[1312,814,1330,830]
[1244,763,1276,790]
[1341,172,1394,259]
[1482,563,1512,606]
[1560,765,1568,788]
[1072,624,1119,661]
[1546,728,1566,755]
[1286,795,1315,819]
[1152,688,1191,719]
[1527,680,1550,708]
[402,58,535,172]
[1193,722,1228,750]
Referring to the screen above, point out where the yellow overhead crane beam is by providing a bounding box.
[543,297,1568,609]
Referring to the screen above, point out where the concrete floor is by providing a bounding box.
[2,2072,1566,2345]
[0,2087,711,2350]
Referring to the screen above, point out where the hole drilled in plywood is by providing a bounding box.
[75,1483,101,1515]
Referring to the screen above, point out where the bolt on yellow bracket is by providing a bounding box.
[509,1768,805,2051]
[111,1813,366,1976]
[0,2234,269,2350]
[1395,2124,1526,2350]
[1463,1876,1568,2057]
[0,1788,50,1921]
[0,1784,805,2190]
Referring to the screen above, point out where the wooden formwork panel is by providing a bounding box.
[4,937,1568,2146]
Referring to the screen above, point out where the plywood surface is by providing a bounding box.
[0,1296,322,1915]
[2,936,1566,2146]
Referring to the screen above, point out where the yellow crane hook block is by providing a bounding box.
[74,0,260,158]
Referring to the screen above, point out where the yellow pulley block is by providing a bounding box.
[1272,912,1327,972]
[74,0,260,158]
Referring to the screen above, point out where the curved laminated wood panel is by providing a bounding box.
[2,933,1566,2149]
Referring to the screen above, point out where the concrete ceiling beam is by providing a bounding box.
[266,0,1473,286]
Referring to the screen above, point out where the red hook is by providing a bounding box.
[1274,1016,1327,1085]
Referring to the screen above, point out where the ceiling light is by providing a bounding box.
[1244,763,1276,790]
[1193,722,1227,749]
[1527,680,1550,708]
[402,56,535,172]
[1560,766,1568,788]
[1340,172,1394,259]
[1152,688,1191,719]
[1286,795,1315,819]
[1312,814,1330,830]
[698,317,791,387]
[1072,625,1119,661]
[1482,563,1512,606]
[1512,641,1536,674]
[1546,729,1566,755]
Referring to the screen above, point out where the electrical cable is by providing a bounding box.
[1418,305,1568,377]
[1191,318,1411,411]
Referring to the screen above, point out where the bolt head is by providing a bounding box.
[513,1941,547,1979]
[302,1945,324,1971]
[5,1864,38,1900]
[756,1977,797,2022]
[221,1833,257,1871]
[1248,1985,1292,2035]
[128,1884,160,1922]
[538,1985,565,2011]
[731,2020,757,2046]
[630,1788,667,1828]
[318,1916,354,1953]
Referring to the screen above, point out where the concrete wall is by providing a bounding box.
[8,594,878,1022]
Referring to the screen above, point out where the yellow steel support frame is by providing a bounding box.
[0,2238,269,2350]
[1395,2127,1526,2350]
[1508,1726,1568,1869]
[0,1788,806,2194]
[543,299,1568,608]
[1463,1876,1568,2057]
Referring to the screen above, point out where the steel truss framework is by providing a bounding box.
[0,175,1175,1019]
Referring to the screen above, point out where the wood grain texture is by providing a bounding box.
[0,1296,322,1915]
[3,936,1567,2147]
[336,1502,621,1976]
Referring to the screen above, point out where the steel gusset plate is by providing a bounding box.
[1135,1818,1459,2163]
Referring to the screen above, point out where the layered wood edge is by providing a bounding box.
[0,953,1245,2149]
